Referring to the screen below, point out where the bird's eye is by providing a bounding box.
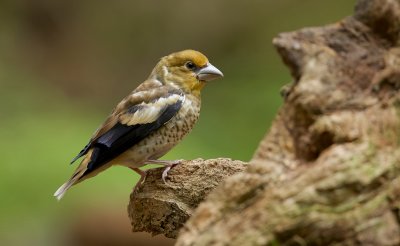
[185,61,196,70]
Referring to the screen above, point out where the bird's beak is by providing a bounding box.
[196,63,224,82]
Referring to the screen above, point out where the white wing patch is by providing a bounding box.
[120,94,184,126]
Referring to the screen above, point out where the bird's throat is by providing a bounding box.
[190,81,205,97]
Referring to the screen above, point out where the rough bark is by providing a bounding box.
[129,0,400,245]
[128,158,246,238]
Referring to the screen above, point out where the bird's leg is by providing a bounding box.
[130,167,148,192]
[146,159,183,184]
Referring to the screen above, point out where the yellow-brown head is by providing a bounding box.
[150,50,223,96]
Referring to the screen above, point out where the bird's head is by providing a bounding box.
[150,50,223,96]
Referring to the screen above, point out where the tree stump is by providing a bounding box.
[128,158,247,238]
[129,0,400,245]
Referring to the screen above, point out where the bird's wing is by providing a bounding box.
[70,87,185,175]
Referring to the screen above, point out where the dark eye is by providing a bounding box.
[185,61,196,70]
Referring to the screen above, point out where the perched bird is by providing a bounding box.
[54,50,223,200]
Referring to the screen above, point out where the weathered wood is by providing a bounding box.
[127,158,246,238]
[129,0,400,244]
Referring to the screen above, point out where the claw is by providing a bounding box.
[162,162,180,184]
[162,166,171,184]
[143,159,183,184]
[146,159,182,184]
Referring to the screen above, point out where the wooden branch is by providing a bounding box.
[129,0,400,244]
[127,158,246,238]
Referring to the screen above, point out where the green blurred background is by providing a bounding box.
[0,0,355,245]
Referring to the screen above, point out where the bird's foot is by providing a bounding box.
[147,159,184,184]
[161,164,177,184]
[130,167,148,193]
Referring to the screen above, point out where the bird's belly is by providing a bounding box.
[112,97,200,168]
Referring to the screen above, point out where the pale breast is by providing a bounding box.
[112,94,201,168]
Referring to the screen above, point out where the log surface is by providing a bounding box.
[129,0,400,245]
[128,158,246,238]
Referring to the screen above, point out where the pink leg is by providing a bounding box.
[130,167,147,192]
[147,159,183,184]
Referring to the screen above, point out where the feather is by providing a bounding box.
[81,92,184,176]
[70,87,182,164]
[54,169,84,200]
[55,50,222,200]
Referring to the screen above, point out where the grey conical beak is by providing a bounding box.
[196,63,224,81]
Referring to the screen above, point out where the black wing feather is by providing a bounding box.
[70,143,91,164]
[70,103,146,164]
[81,99,183,177]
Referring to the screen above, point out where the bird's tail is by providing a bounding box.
[54,149,104,200]
[54,180,74,201]
[54,170,84,200]
[54,149,94,200]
